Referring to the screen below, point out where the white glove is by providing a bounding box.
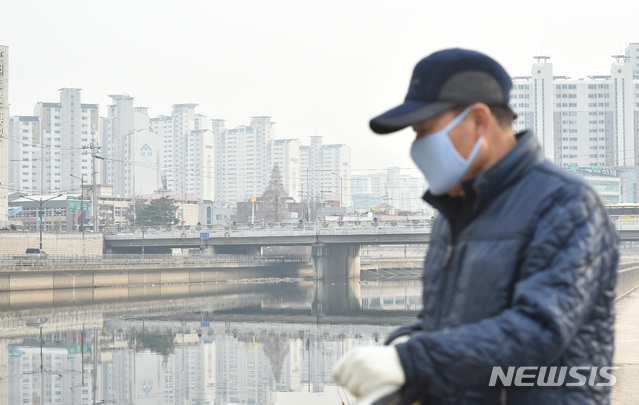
[332,346,405,398]
[387,334,410,346]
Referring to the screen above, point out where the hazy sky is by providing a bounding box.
[1,0,636,175]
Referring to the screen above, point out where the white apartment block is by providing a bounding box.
[351,175,372,195]
[251,116,276,192]
[0,45,8,227]
[271,138,301,201]
[214,116,275,205]
[170,103,198,194]
[300,136,323,203]
[300,136,352,208]
[194,113,208,130]
[151,114,173,192]
[386,167,428,213]
[188,129,215,200]
[352,169,427,213]
[8,116,39,193]
[104,94,158,197]
[149,106,215,202]
[321,143,352,207]
[215,124,257,205]
[510,43,639,171]
[32,88,98,194]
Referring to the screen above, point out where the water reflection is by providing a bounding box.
[0,277,422,405]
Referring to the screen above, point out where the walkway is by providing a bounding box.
[611,287,639,404]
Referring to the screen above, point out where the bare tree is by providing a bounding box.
[261,165,289,223]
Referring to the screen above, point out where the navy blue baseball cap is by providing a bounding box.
[370,48,513,134]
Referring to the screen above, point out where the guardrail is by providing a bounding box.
[104,219,433,235]
[616,261,639,300]
[0,253,312,268]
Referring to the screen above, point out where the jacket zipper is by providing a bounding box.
[435,244,454,328]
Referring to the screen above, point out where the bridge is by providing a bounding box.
[104,221,639,280]
[105,220,432,280]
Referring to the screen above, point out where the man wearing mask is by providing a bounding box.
[332,49,619,404]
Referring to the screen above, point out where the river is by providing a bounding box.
[0,268,423,405]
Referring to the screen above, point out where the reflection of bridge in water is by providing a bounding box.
[0,278,422,405]
[1,277,423,405]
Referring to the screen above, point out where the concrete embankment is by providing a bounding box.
[0,256,420,292]
[0,263,313,292]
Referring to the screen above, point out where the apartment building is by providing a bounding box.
[167,104,197,193]
[187,129,215,200]
[352,169,428,213]
[271,138,302,201]
[300,136,351,212]
[31,88,98,194]
[511,43,639,171]
[0,45,8,227]
[8,116,39,193]
[104,95,159,198]
[214,116,275,206]
[151,114,173,192]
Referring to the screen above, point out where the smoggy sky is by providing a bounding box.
[1,0,636,175]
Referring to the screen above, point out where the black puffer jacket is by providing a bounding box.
[387,131,619,404]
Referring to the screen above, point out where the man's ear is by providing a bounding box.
[472,103,492,137]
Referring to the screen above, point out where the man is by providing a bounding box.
[332,49,619,404]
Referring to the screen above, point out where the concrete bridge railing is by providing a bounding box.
[104,219,433,235]
[616,261,639,300]
[0,253,311,269]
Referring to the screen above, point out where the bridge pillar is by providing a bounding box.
[311,244,361,280]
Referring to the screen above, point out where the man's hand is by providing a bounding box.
[332,346,405,398]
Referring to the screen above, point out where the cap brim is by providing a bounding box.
[370,101,456,135]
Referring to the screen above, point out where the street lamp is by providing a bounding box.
[331,172,343,208]
[20,194,62,249]
[132,164,136,228]
[70,174,85,232]
[141,226,145,255]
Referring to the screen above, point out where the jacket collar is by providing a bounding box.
[424,130,545,221]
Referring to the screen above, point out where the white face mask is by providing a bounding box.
[410,107,482,196]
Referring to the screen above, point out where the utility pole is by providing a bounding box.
[332,172,343,208]
[306,167,309,221]
[251,195,256,225]
[84,142,102,232]
[181,181,185,225]
[70,174,85,254]
[133,166,136,228]
[70,173,84,227]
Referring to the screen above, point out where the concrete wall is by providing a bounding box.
[0,232,103,255]
[0,263,309,292]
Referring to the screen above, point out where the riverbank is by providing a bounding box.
[0,263,314,292]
